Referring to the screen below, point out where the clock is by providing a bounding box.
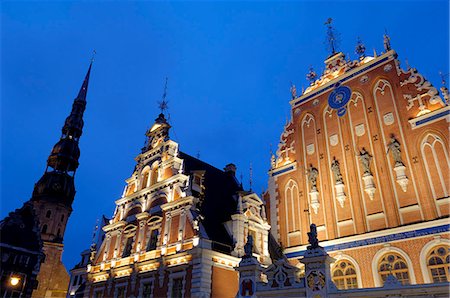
[328,84,351,117]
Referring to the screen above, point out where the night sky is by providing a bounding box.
[1,1,448,269]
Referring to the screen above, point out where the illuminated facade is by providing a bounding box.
[76,112,271,297]
[265,35,450,291]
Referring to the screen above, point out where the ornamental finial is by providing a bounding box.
[158,77,169,115]
[355,37,366,59]
[324,18,340,55]
[306,66,317,84]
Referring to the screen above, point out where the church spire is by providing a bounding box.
[32,61,93,208]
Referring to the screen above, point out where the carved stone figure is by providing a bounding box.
[383,33,391,51]
[330,158,343,183]
[307,224,319,249]
[290,84,297,99]
[358,148,373,174]
[387,137,403,166]
[244,235,253,257]
[307,165,319,191]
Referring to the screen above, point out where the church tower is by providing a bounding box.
[30,62,92,297]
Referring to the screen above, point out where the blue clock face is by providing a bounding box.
[328,85,351,117]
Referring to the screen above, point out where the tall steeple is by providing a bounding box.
[32,62,92,216]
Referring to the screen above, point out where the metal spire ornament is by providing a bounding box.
[324,18,340,55]
[355,37,366,59]
[158,77,169,115]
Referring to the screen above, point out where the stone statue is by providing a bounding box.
[290,84,297,100]
[244,235,253,257]
[270,154,276,168]
[307,165,319,191]
[358,148,373,175]
[383,33,391,51]
[330,158,343,183]
[307,224,319,249]
[387,137,403,166]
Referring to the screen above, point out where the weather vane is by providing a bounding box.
[324,18,340,55]
[158,77,169,114]
[355,37,366,59]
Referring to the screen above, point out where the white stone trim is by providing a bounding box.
[419,237,450,283]
[284,218,449,255]
[371,246,417,287]
[332,253,363,288]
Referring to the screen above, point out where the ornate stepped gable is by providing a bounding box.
[81,111,271,297]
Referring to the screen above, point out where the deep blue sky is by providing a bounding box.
[1,1,448,269]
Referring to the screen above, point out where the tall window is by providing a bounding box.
[46,210,52,218]
[332,260,358,289]
[42,224,48,234]
[171,278,183,298]
[142,282,152,298]
[147,229,159,251]
[378,253,410,285]
[141,169,150,189]
[122,237,133,258]
[284,180,299,233]
[151,167,159,185]
[427,245,450,283]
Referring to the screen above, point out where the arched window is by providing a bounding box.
[284,180,300,233]
[150,166,159,185]
[46,210,52,218]
[42,224,48,234]
[57,228,61,237]
[427,245,450,283]
[141,167,150,189]
[378,253,410,285]
[332,260,358,289]
[60,214,65,222]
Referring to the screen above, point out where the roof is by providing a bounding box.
[179,151,242,252]
[0,202,43,253]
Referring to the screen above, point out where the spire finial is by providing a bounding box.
[158,77,169,114]
[324,18,340,55]
[355,36,366,59]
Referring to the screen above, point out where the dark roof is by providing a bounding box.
[179,152,242,252]
[0,202,42,252]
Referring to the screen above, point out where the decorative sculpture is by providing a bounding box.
[244,235,253,258]
[290,83,297,100]
[386,136,403,166]
[307,165,319,191]
[383,31,391,52]
[358,148,373,175]
[330,158,343,183]
[358,148,376,199]
[307,224,319,249]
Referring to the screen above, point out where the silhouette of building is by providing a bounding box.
[265,34,450,291]
[0,62,93,297]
